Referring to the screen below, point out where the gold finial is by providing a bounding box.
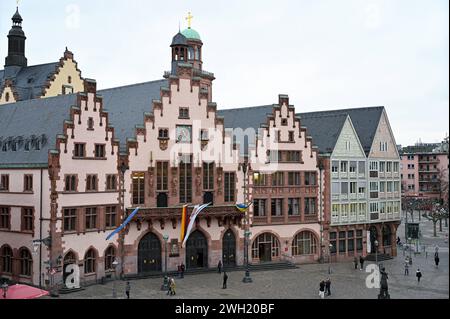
[186,12,193,29]
[16,0,20,6]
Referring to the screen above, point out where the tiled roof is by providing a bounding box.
[298,107,385,155]
[0,79,167,166]
[0,62,60,101]
[298,113,349,155]
[0,94,77,166]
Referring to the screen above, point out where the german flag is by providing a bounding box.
[180,205,189,243]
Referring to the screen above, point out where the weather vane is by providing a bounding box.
[186,12,193,29]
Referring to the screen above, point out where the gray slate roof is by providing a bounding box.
[298,113,349,155]
[0,79,168,166]
[98,79,168,149]
[298,107,385,155]
[0,62,60,101]
[0,94,77,167]
[218,105,274,131]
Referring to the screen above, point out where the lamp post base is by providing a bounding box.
[161,276,169,291]
[242,276,253,283]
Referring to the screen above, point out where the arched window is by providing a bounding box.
[84,249,96,274]
[292,231,317,256]
[19,248,32,276]
[104,246,116,272]
[251,233,280,259]
[64,251,76,266]
[382,225,392,246]
[5,92,10,102]
[1,245,13,273]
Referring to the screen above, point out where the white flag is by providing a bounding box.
[182,203,210,247]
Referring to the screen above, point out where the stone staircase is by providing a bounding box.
[124,261,298,280]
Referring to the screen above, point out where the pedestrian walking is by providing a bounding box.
[325,278,331,296]
[353,257,358,270]
[125,281,131,299]
[222,271,228,289]
[359,256,365,270]
[177,264,181,278]
[180,263,185,278]
[404,261,409,276]
[170,277,176,296]
[218,260,223,274]
[166,277,172,295]
[434,253,440,268]
[319,280,325,299]
[416,269,422,283]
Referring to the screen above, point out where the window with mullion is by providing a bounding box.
[86,175,98,191]
[224,172,236,203]
[74,143,85,157]
[272,172,284,187]
[132,173,145,205]
[271,198,283,217]
[179,157,192,203]
[157,162,169,191]
[0,175,9,191]
[22,208,33,232]
[24,175,33,192]
[288,172,301,186]
[304,198,316,215]
[105,206,117,228]
[0,207,10,230]
[203,162,214,191]
[85,207,97,230]
[63,208,77,232]
[253,199,266,217]
[288,198,300,216]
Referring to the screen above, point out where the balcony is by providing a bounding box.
[418,158,440,164]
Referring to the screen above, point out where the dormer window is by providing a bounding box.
[88,117,94,130]
[179,107,190,119]
[158,128,169,139]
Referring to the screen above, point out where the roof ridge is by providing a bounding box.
[0,62,58,73]
[298,106,385,115]
[98,79,167,92]
[219,105,273,112]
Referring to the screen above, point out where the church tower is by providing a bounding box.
[5,7,28,70]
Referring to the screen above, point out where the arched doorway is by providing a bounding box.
[138,232,162,274]
[369,226,378,254]
[186,230,208,269]
[252,233,280,263]
[222,229,236,267]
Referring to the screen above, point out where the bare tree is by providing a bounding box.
[436,167,449,229]
[423,203,449,237]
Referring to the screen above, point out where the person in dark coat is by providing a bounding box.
[319,280,325,299]
[325,278,331,296]
[353,257,358,270]
[222,271,228,289]
[125,281,131,299]
[359,256,365,270]
[434,253,440,267]
[180,263,185,278]
[416,269,422,283]
[177,264,181,278]
[218,260,223,274]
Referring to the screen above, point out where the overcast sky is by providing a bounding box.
[0,0,448,146]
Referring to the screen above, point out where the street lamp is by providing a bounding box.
[374,240,379,268]
[112,259,119,299]
[119,162,129,279]
[328,243,333,274]
[408,237,413,265]
[161,235,170,291]
[1,282,8,299]
[242,159,252,284]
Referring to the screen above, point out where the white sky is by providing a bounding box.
[0,0,448,146]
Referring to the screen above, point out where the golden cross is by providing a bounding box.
[17,0,20,6]
[186,12,193,29]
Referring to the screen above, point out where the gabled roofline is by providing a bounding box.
[331,115,367,159]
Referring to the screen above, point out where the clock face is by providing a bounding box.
[176,125,192,143]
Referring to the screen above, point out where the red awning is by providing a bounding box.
[0,284,49,299]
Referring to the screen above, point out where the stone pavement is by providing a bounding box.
[49,217,448,300]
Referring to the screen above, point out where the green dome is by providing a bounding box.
[181,28,201,41]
